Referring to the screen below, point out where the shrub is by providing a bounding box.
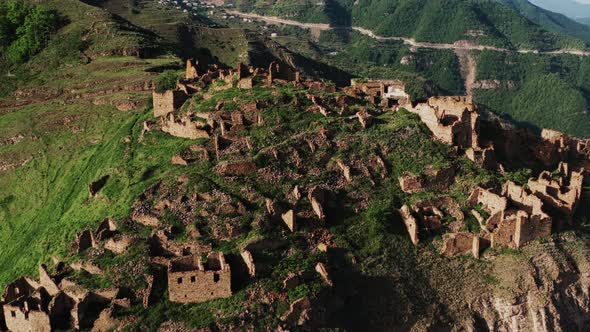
[0,0,60,64]
[154,70,180,93]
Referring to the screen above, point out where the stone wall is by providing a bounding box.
[404,96,479,149]
[153,90,188,118]
[161,113,210,140]
[168,253,232,304]
[3,302,51,332]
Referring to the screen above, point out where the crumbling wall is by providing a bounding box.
[405,96,479,149]
[3,303,51,332]
[161,113,210,140]
[528,163,584,221]
[153,90,188,118]
[168,253,232,304]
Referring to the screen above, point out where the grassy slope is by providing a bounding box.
[1,2,590,329]
[0,0,190,286]
[92,0,252,67]
[12,73,590,330]
[0,55,192,286]
[0,0,266,290]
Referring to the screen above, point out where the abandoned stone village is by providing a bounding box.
[2,58,590,331]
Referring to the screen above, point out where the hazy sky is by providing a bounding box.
[529,0,590,18]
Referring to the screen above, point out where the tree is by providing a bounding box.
[1,0,59,64]
[155,70,180,93]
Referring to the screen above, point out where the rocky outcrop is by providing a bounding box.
[464,239,590,331]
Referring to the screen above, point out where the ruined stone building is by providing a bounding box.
[478,119,590,172]
[527,162,584,223]
[404,96,479,148]
[153,60,303,137]
[1,265,114,332]
[168,252,232,304]
[469,182,553,249]
[351,79,411,105]
[402,96,500,169]
[3,289,51,332]
[398,161,584,256]
[153,90,189,118]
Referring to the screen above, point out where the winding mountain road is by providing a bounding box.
[226,10,590,57]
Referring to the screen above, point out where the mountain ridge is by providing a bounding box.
[529,0,590,19]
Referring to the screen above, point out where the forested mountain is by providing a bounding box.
[231,0,590,49]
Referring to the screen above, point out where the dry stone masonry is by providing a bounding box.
[5,57,590,331]
[167,252,231,304]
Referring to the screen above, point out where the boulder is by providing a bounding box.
[215,161,257,176]
[281,210,296,232]
[399,172,424,193]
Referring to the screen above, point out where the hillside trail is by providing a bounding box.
[227,10,590,57]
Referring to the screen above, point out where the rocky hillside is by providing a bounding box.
[1,0,590,331]
[3,53,590,330]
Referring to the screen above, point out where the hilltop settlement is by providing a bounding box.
[2,58,590,331]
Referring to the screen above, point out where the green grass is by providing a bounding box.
[0,55,187,286]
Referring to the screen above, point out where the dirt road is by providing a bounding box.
[227,10,590,57]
